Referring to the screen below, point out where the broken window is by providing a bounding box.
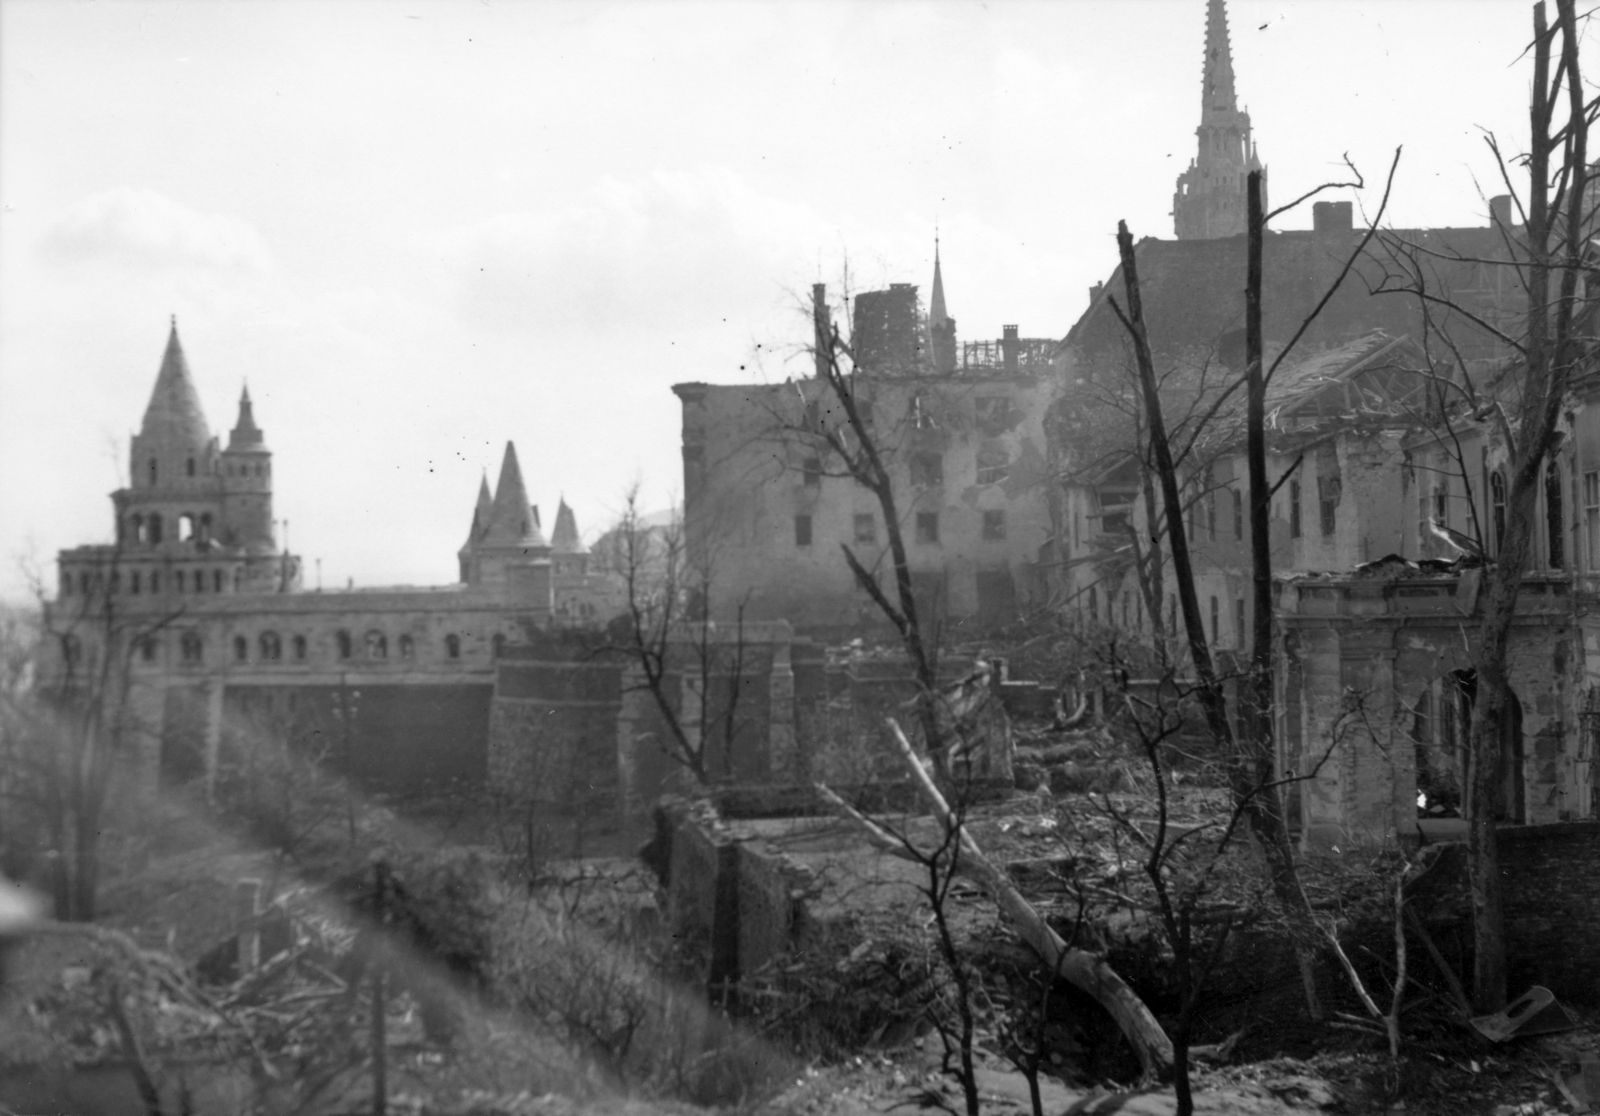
[911,452,944,487]
[916,511,940,545]
[366,631,388,660]
[853,513,876,545]
[181,632,202,664]
[974,396,1012,435]
[982,510,1006,540]
[1318,475,1342,538]
[1546,462,1565,569]
[1586,472,1600,571]
[1289,480,1302,538]
[336,630,353,660]
[976,443,1010,486]
[794,514,812,547]
[260,632,281,661]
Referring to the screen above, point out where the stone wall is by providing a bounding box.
[1501,822,1600,1002]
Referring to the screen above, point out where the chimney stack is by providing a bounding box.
[812,283,830,379]
[1089,281,1105,305]
[1002,325,1019,374]
[1312,200,1354,234]
[1490,195,1514,229]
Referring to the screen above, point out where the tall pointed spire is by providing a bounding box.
[482,441,547,548]
[927,235,958,374]
[139,317,211,445]
[460,473,493,550]
[1173,0,1265,240]
[228,383,265,449]
[551,498,584,554]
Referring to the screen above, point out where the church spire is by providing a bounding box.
[927,235,958,374]
[1172,0,1265,240]
[551,498,584,554]
[228,383,265,450]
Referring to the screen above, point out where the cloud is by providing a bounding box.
[37,188,272,273]
[441,168,831,336]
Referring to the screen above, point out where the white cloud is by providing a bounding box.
[37,188,273,273]
[440,167,831,336]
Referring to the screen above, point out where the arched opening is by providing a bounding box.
[233,635,248,663]
[1546,461,1565,568]
[445,634,461,660]
[1423,670,1525,823]
[366,631,387,660]
[260,631,282,661]
[398,634,414,660]
[130,514,145,545]
[148,514,164,545]
[178,514,195,543]
[199,513,213,545]
[181,632,203,664]
[292,635,307,661]
[336,631,353,660]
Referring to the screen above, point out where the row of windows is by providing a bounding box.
[133,629,479,667]
[794,510,1007,548]
[61,567,233,596]
[800,446,1013,490]
[146,457,267,485]
[1080,584,1250,650]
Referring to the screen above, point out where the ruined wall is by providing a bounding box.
[1498,823,1600,1001]
[674,375,1054,633]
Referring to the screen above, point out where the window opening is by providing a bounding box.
[853,513,876,545]
[366,631,388,660]
[915,511,940,544]
[260,632,282,661]
[181,632,202,664]
[336,631,353,660]
[982,510,1006,540]
[292,635,307,661]
[233,636,248,663]
[445,634,461,659]
[1546,462,1565,568]
[794,514,812,547]
[399,634,414,659]
[1289,480,1302,538]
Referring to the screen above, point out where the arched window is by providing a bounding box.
[292,635,307,661]
[131,514,145,545]
[233,635,248,663]
[148,458,158,486]
[186,456,196,477]
[492,633,505,658]
[260,632,282,661]
[181,632,203,664]
[336,631,353,660]
[398,634,414,659]
[148,513,163,544]
[199,513,213,544]
[366,631,388,660]
[1546,462,1565,569]
[178,514,195,542]
[445,634,461,659]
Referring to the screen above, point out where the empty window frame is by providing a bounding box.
[233,636,248,663]
[915,511,940,545]
[259,631,282,661]
[366,631,388,660]
[911,452,944,487]
[445,634,461,659]
[982,510,1006,541]
[853,513,876,545]
[181,632,203,664]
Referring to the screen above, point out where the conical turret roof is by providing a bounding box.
[551,499,585,554]
[227,383,266,450]
[482,441,547,548]
[459,473,494,556]
[929,238,949,328]
[139,319,211,446]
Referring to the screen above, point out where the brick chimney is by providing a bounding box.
[812,283,830,379]
[1490,195,1514,229]
[1312,200,1354,234]
[1002,325,1019,373]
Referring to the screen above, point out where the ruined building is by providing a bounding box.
[1172,0,1266,240]
[43,322,609,793]
[675,256,1058,634]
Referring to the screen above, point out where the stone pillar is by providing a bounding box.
[768,640,796,780]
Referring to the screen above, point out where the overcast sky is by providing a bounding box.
[0,0,1547,601]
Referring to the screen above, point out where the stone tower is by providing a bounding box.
[1172,0,1266,240]
[124,320,221,538]
[462,441,552,609]
[927,238,958,375]
[219,385,275,556]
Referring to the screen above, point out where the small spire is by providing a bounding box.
[927,233,957,374]
[139,319,211,446]
[228,381,265,449]
[459,471,494,556]
[552,498,585,554]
